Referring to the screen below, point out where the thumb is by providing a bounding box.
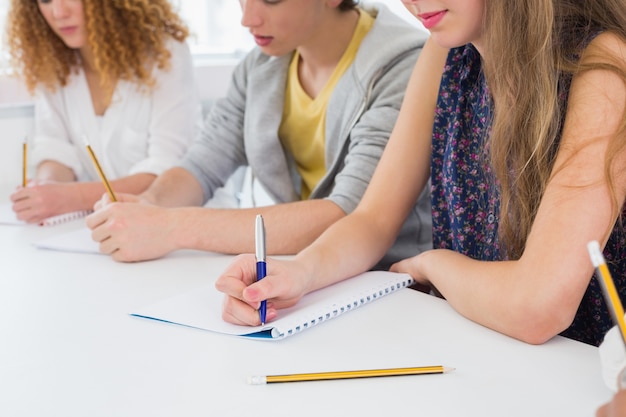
[242,278,271,304]
[241,262,297,305]
[94,193,112,210]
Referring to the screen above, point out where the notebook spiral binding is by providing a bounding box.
[275,276,415,338]
[40,210,93,226]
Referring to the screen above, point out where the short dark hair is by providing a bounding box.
[339,0,359,11]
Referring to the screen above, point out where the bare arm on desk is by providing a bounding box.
[390,33,626,345]
[86,166,346,262]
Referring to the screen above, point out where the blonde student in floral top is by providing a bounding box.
[216,0,626,348]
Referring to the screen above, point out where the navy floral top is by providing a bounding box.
[431,43,626,346]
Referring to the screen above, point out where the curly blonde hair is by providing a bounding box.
[482,0,626,259]
[6,0,189,93]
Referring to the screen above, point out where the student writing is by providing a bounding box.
[87,0,433,268]
[216,0,626,347]
[8,0,200,224]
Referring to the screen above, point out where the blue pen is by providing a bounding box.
[255,214,267,325]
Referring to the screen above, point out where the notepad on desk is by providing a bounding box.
[0,203,91,226]
[34,227,100,254]
[0,203,22,225]
[131,271,414,340]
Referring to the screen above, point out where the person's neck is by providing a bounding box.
[295,8,360,99]
[79,45,98,74]
[78,45,115,116]
[297,8,360,77]
[471,40,485,57]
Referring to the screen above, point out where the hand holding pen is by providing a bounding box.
[215,230,313,326]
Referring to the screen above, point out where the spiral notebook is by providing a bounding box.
[0,203,91,226]
[39,210,92,226]
[131,271,414,340]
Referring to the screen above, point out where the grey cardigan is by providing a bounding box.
[180,5,432,268]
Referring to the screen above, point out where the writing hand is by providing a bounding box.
[215,254,310,326]
[10,181,81,223]
[86,198,177,262]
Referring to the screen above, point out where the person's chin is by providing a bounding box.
[56,33,86,49]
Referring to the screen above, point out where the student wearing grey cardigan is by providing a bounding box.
[87,2,432,269]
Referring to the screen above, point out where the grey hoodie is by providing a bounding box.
[180,5,432,269]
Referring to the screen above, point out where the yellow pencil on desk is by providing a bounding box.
[247,365,454,385]
[22,137,27,187]
[83,136,117,202]
[587,240,626,346]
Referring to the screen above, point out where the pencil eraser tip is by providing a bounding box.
[587,241,603,267]
[247,376,266,385]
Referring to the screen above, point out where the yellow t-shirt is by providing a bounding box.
[278,10,374,200]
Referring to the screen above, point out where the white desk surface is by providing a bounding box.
[0,219,613,417]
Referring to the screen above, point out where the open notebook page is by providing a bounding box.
[131,271,414,340]
[34,227,100,254]
[0,203,21,225]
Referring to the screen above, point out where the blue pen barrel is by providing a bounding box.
[257,261,266,281]
[256,261,267,324]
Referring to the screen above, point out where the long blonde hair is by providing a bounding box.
[482,0,626,259]
[6,0,189,93]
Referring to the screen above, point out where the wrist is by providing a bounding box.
[165,208,185,251]
[414,249,449,293]
[139,190,158,205]
[293,250,325,295]
[73,182,92,210]
[167,208,202,252]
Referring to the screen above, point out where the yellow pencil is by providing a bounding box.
[83,137,117,202]
[247,365,454,385]
[587,241,626,347]
[22,138,27,187]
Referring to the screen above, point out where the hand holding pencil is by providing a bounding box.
[13,136,117,224]
[588,241,626,391]
[12,138,78,223]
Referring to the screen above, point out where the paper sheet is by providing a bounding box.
[34,227,100,254]
[131,271,414,340]
[0,203,23,225]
